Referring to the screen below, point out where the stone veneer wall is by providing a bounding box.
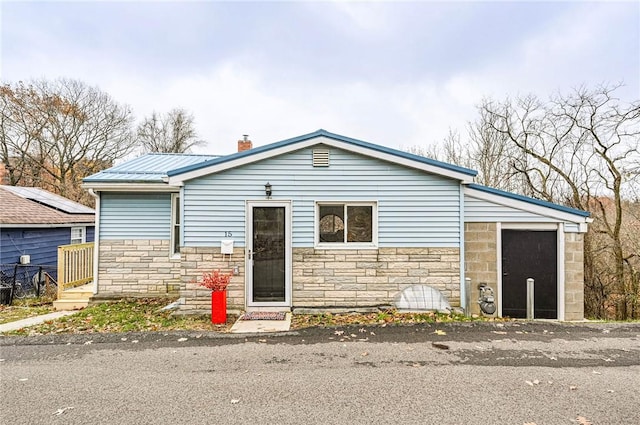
[96,240,181,297]
[564,232,584,321]
[464,223,498,316]
[292,247,460,308]
[179,247,245,315]
[177,246,460,314]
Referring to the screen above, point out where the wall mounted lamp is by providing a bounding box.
[265,182,272,198]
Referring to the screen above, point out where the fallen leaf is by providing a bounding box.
[576,416,592,425]
[53,407,74,416]
[361,352,369,357]
[434,330,446,336]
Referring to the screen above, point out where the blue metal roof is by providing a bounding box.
[467,183,591,217]
[167,129,478,178]
[84,153,219,183]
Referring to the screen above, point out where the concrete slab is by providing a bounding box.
[230,313,292,333]
[0,311,78,333]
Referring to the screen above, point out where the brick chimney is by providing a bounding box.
[237,134,252,152]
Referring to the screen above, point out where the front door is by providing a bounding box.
[246,202,291,308]
[502,230,557,319]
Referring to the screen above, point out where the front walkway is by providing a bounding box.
[230,313,292,333]
[0,311,78,333]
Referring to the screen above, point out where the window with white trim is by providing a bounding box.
[317,202,377,246]
[171,194,181,256]
[70,227,85,245]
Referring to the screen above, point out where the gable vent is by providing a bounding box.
[312,148,330,167]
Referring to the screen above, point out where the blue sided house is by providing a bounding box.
[0,185,95,280]
[83,130,591,320]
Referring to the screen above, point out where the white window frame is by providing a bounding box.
[170,193,181,258]
[315,201,378,249]
[70,227,86,245]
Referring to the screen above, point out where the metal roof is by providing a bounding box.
[466,183,591,218]
[83,153,219,183]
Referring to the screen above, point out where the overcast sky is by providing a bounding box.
[1,1,639,155]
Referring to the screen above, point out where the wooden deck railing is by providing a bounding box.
[57,242,94,298]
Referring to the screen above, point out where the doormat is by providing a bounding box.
[240,312,287,321]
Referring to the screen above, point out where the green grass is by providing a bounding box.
[3,298,232,336]
[0,299,55,325]
[1,299,510,336]
[290,309,499,329]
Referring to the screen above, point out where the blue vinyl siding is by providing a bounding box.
[183,146,461,247]
[86,226,95,242]
[1,227,72,267]
[100,193,171,239]
[563,223,580,233]
[464,195,565,223]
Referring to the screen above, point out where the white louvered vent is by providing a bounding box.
[312,148,330,167]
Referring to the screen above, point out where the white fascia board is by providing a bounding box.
[168,136,474,185]
[81,183,180,192]
[463,186,591,225]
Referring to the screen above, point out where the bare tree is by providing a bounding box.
[136,108,205,153]
[480,85,640,319]
[1,79,135,204]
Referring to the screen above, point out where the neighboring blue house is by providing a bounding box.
[83,130,591,320]
[0,186,95,281]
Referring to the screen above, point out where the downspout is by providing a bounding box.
[459,185,466,313]
[88,189,100,295]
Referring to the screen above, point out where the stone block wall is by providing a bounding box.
[564,232,584,321]
[176,246,460,314]
[292,247,461,308]
[96,240,181,297]
[178,247,245,315]
[464,223,498,316]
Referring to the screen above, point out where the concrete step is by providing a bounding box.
[57,291,93,300]
[53,299,90,311]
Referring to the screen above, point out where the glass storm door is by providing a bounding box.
[247,202,291,307]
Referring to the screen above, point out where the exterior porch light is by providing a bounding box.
[265,182,272,198]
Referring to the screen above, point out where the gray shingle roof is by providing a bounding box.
[0,186,95,225]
